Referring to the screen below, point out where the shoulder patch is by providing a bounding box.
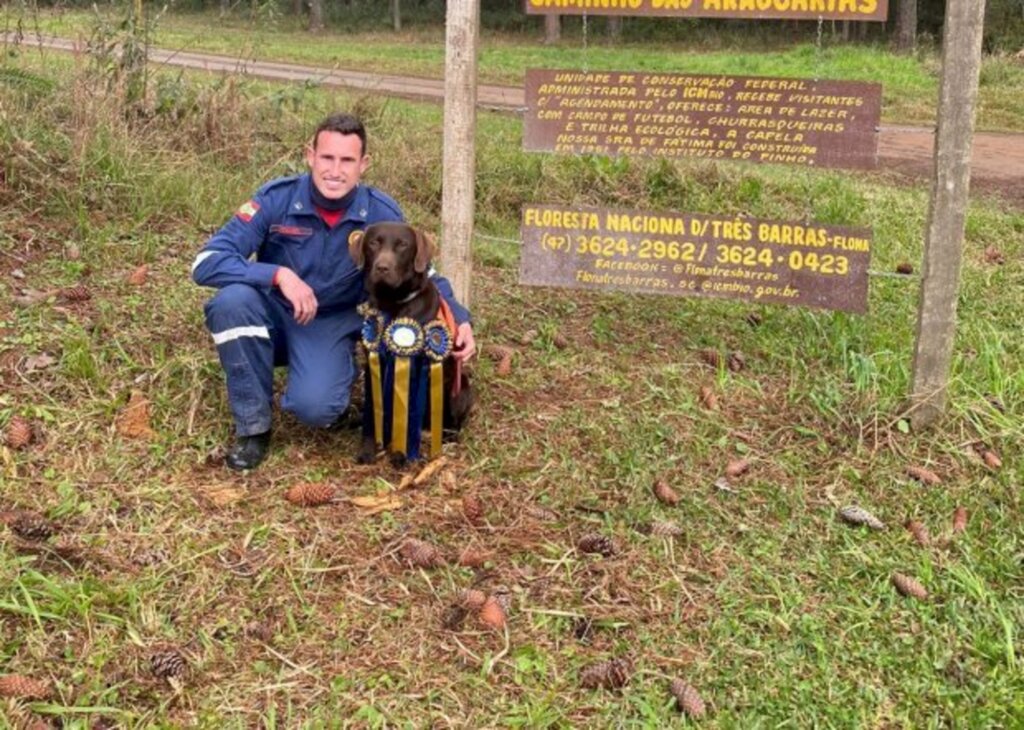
[236,200,261,223]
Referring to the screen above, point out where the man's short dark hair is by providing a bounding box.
[312,113,367,156]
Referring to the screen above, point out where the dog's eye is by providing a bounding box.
[367,238,381,249]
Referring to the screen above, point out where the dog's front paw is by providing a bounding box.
[357,437,378,465]
[388,451,411,470]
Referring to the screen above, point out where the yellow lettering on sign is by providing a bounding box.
[526,0,879,15]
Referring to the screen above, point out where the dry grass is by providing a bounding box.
[1,56,1022,727]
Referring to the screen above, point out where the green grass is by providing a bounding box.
[1,55,1022,728]
[6,7,1024,130]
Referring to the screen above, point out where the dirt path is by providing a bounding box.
[11,33,1024,207]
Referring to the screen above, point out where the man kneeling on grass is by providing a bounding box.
[192,113,475,470]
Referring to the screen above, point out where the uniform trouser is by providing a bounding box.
[203,284,359,436]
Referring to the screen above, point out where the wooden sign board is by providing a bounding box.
[525,70,881,170]
[520,204,871,313]
[524,0,888,22]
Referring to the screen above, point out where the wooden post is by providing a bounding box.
[909,0,987,428]
[440,0,479,306]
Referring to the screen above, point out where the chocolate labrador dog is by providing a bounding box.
[350,222,473,465]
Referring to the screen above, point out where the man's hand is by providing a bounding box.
[453,322,476,363]
[275,267,318,325]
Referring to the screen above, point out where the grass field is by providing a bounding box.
[1,44,1022,728]
[5,7,1024,131]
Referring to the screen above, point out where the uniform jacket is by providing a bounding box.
[191,174,470,325]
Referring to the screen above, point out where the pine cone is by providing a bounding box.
[838,505,886,531]
[458,589,487,611]
[649,520,683,537]
[892,572,928,600]
[724,458,750,478]
[652,479,680,506]
[698,348,722,368]
[1,510,55,541]
[904,520,930,546]
[572,616,595,642]
[907,465,941,485]
[698,385,718,410]
[149,648,187,679]
[400,538,444,568]
[441,604,468,631]
[952,506,968,533]
[493,588,513,613]
[523,504,559,522]
[727,350,746,372]
[982,450,1002,470]
[128,264,149,286]
[670,678,706,718]
[461,494,484,524]
[60,284,91,302]
[244,620,275,643]
[577,533,616,557]
[478,595,507,630]
[983,246,1006,265]
[0,673,52,700]
[284,482,336,507]
[457,547,491,568]
[4,415,33,449]
[580,657,632,690]
[490,345,515,376]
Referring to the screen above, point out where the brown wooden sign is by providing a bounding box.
[525,70,881,170]
[524,0,888,22]
[520,204,871,313]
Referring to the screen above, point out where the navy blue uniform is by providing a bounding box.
[193,174,469,436]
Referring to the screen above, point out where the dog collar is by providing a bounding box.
[395,287,424,305]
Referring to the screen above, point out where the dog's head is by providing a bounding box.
[349,222,435,295]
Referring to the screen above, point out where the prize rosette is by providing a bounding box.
[360,305,385,350]
[422,319,453,362]
[384,317,425,357]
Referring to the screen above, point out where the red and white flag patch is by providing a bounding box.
[236,200,260,223]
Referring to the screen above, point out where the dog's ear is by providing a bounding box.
[348,229,365,268]
[413,229,437,274]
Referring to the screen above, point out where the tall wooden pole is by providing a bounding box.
[440,0,479,306]
[909,0,987,428]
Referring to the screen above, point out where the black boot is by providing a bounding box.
[225,431,271,471]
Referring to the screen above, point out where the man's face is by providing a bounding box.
[306,131,369,200]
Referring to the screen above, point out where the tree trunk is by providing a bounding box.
[292,0,303,19]
[544,14,560,45]
[608,15,622,40]
[308,0,323,32]
[220,0,231,19]
[392,0,401,31]
[896,0,917,53]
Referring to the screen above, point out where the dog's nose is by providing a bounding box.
[373,261,390,274]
